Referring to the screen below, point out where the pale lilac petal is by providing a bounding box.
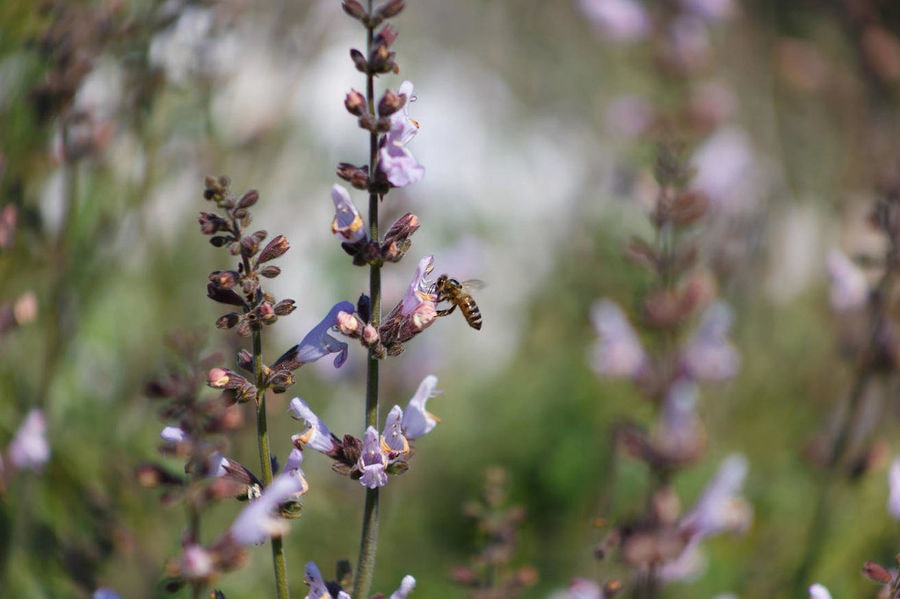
[826,249,868,311]
[402,374,440,439]
[681,454,751,539]
[402,256,437,315]
[567,578,604,599]
[389,575,417,599]
[659,539,706,582]
[289,398,336,453]
[359,426,388,489]
[92,589,122,599]
[382,405,409,454]
[229,470,306,546]
[589,299,646,379]
[331,184,366,243]
[304,562,330,599]
[577,0,650,42]
[179,543,214,580]
[809,584,832,599]
[680,301,740,382]
[379,80,424,187]
[8,409,49,471]
[888,458,900,520]
[160,426,188,443]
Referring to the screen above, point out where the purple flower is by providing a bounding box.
[589,299,647,379]
[331,184,366,243]
[92,589,122,599]
[8,409,49,471]
[380,256,438,353]
[808,584,832,599]
[680,301,740,382]
[679,0,738,23]
[389,575,416,599]
[577,0,650,42]
[284,301,356,368]
[826,249,868,311]
[382,405,410,455]
[178,543,214,581]
[289,398,338,454]
[401,374,441,439]
[567,578,604,599]
[358,426,388,489]
[654,380,703,460]
[888,458,900,520]
[378,80,424,188]
[305,562,352,599]
[680,453,751,540]
[228,457,308,546]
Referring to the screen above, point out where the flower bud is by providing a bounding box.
[368,43,396,74]
[207,283,245,307]
[350,48,369,73]
[240,235,259,258]
[862,561,892,584]
[267,369,294,394]
[237,189,259,209]
[362,324,380,346]
[209,270,240,290]
[256,301,277,325]
[376,0,405,20]
[237,349,253,372]
[258,234,289,263]
[216,312,242,329]
[259,265,281,278]
[374,23,398,47]
[378,88,405,117]
[274,299,296,316]
[344,89,367,116]
[341,0,367,20]
[198,211,227,234]
[208,367,233,388]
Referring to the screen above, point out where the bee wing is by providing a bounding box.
[459,279,485,291]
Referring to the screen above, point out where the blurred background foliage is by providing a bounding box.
[2,0,900,598]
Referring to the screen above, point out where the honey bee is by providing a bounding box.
[434,274,483,330]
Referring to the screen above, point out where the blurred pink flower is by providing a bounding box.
[680,301,740,382]
[577,0,651,42]
[589,299,647,379]
[680,453,752,540]
[8,409,49,471]
[808,584,832,599]
[888,457,900,520]
[826,249,868,311]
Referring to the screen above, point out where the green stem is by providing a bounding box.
[253,327,288,599]
[354,6,381,596]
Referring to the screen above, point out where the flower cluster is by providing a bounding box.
[290,374,441,488]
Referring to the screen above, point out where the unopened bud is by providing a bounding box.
[258,234,289,263]
[216,312,242,329]
[378,88,404,117]
[376,0,405,20]
[260,265,281,278]
[342,0,367,20]
[240,235,259,258]
[237,349,253,372]
[208,368,232,388]
[345,89,367,116]
[362,324,380,346]
[337,311,361,335]
[237,189,259,209]
[256,302,277,325]
[209,270,240,290]
[862,560,892,584]
[267,369,294,394]
[350,48,369,73]
[368,43,396,74]
[135,463,184,488]
[274,299,296,316]
[207,283,245,307]
[374,23,398,46]
[198,212,227,234]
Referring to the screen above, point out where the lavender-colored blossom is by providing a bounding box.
[826,249,868,311]
[589,299,647,379]
[229,464,307,546]
[92,589,122,599]
[679,0,738,23]
[289,397,337,454]
[680,301,740,382]
[690,126,756,212]
[382,405,409,455]
[380,256,438,351]
[290,301,356,367]
[567,578,604,599]
[331,184,366,243]
[379,81,424,188]
[8,409,49,471]
[305,562,352,599]
[808,584,832,599]
[888,458,900,520]
[658,539,706,582]
[389,575,417,599]
[655,379,703,458]
[179,543,214,580]
[577,0,650,42]
[401,374,441,439]
[680,453,752,539]
[358,426,388,489]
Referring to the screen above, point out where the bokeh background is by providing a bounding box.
[2,0,900,597]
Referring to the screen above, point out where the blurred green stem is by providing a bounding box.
[354,4,380,596]
[252,327,288,599]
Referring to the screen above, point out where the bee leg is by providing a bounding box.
[436,304,457,317]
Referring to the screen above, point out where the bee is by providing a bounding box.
[434,274,483,330]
